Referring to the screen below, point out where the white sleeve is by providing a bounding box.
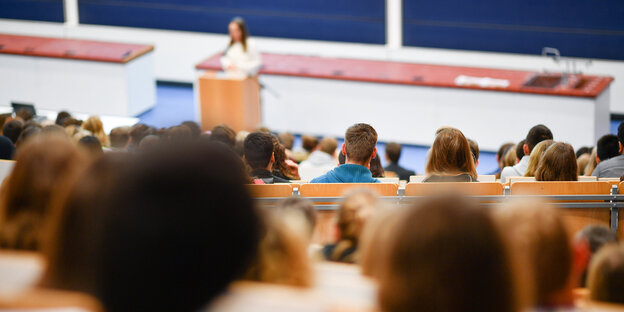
[220,47,232,70]
[238,39,262,76]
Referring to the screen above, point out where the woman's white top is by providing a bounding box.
[220,39,262,77]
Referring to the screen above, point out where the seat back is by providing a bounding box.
[404,182,504,196]
[0,250,45,292]
[0,288,102,311]
[510,181,613,237]
[409,175,426,183]
[477,175,496,182]
[299,183,398,197]
[578,176,598,182]
[0,160,15,184]
[507,176,536,184]
[376,177,400,184]
[246,184,293,198]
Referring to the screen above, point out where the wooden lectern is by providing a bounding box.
[197,71,261,132]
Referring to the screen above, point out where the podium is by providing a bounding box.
[197,71,261,132]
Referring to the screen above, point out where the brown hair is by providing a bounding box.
[272,136,299,180]
[275,198,316,238]
[344,123,377,163]
[576,153,591,176]
[534,142,578,181]
[329,188,378,263]
[109,127,130,149]
[319,137,337,156]
[369,154,384,178]
[502,144,518,167]
[210,124,236,147]
[277,132,295,150]
[379,195,516,312]
[301,135,318,153]
[0,135,88,250]
[425,127,477,180]
[359,206,401,279]
[81,116,109,147]
[585,147,598,176]
[495,200,572,307]
[467,138,479,163]
[229,17,250,52]
[524,139,555,177]
[385,142,402,164]
[588,244,624,304]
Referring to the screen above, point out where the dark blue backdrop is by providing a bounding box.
[0,0,64,22]
[77,0,386,44]
[403,0,624,60]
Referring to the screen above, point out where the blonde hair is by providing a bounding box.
[359,205,400,278]
[244,208,312,287]
[524,140,554,177]
[576,153,591,176]
[81,116,109,147]
[502,144,518,167]
[585,147,598,176]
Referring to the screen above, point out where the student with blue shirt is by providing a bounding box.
[310,123,380,183]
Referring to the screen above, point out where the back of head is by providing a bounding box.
[576,146,592,158]
[379,195,515,312]
[244,131,274,170]
[467,139,479,163]
[329,188,378,263]
[426,127,477,179]
[181,121,201,139]
[597,134,620,162]
[369,154,384,177]
[129,123,154,147]
[524,139,554,177]
[0,135,15,160]
[81,117,109,147]
[3,120,24,144]
[495,201,572,306]
[618,121,624,146]
[576,225,618,254]
[344,123,377,163]
[498,142,515,161]
[16,108,33,121]
[502,144,517,167]
[588,244,624,304]
[167,125,193,142]
[301,135,319,153]
[516,139,526,160]
[385,142,402,164]
[78,135,103,158]
[55,111,71,126]
[576,153,591,176]
[526,125,553,153]
[275,198,316,238]
[109,127,130,149]
[278,132,295,150]
[319,137,337,156]
[96,141,260,311]
[0,135,87,250]
[210,124,236,147]
[534,142,577,181]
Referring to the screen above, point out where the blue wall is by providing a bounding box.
[403,0,624,60]
[0,0,64,22]
[77,0,386,44]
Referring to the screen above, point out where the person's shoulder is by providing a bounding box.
[245,38,258,48]
[310,174,329,183]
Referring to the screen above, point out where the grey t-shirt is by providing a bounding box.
[592,154,624,178]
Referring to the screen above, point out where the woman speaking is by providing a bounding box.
[220,17,262,77]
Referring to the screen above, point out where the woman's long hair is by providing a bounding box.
[229,17,249,52]
[426,127,478,180]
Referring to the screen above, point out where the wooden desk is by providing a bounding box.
[197,71,260,132]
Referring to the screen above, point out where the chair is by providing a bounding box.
[0,250,45,292]
[578,176,598,181]
[404,182,504,196]
[246,184,293,198]
[409,175,426,183]
[0,160,14,183]
[207,282,323,312]
[477,175,496,182]
[0,288,102,311]
[507,176,536,184]
[510,181,613,237]
[376,177,400,184]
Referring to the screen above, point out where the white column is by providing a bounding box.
[64,0,79,26]
[386,0,402,50]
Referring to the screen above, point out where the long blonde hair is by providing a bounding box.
[81,116,109,147]
[524,140,554,177]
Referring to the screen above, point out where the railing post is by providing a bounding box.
[610,185,619,235]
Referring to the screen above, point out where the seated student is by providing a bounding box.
[586,147,599,176]
[310,123,379,183]
[244,132,289,184]
[577,153,592,176]
[523,140,555,177]
[271,136,300,180]
[495,201,588,311]
[491,142,515,178]
[210,124,236,147]
[3,120,23,145]
[574,225,619,286]
[534,142,578,181]
[587,244,624,305]
[596,134,620,164]
[423,127,478,182]
[298,137,338,181]
[292,135,318,163]
[501,125,553,182]
[109,126,130,151]
[323,188,379,263]
[467,138,479,167]
[378,195,515,312]
[369,154,384,178]
[383,142,415,181]
[81,116,109,147]
[593,122,624,178]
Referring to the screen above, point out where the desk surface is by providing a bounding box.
[0,34,153,63]
[197,53,612,98]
